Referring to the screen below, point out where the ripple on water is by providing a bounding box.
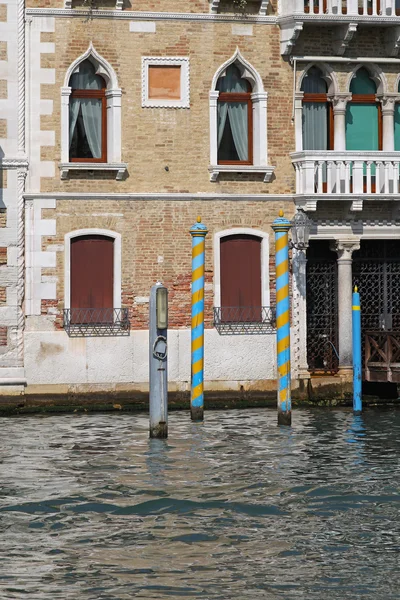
[0,409,400,599]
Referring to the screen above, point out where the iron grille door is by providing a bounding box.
[353,240,400,382]
[306,241,339,374]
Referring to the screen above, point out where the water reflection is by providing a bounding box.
[0,409,399,599]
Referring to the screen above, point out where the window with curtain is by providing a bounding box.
[301,66,333,151]
[216,64,252,164]
[346,68,381,152]
[69,60,106,162]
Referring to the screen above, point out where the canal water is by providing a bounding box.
[0,409,399,599]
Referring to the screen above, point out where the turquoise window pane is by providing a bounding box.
[350,68,376,94]
[346,103,378,151]
[395,105,400,151]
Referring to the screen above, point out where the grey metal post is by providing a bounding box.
[149,282,168,438]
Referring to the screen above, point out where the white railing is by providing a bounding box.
[291,151,400,194]
[282,0,399,16]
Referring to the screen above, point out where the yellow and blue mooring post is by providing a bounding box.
[272,211,292,426]
[190,216,208,421]
[352,286,362,414]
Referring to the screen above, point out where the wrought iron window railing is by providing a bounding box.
[63,308,130,337]
[213,306,276,335]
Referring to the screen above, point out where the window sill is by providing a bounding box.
[208,164,275,183]
[59,162,128,181]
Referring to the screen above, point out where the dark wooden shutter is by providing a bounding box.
[71,235,114,323]
[220,235,261,322]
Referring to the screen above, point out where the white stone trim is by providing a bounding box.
[208,164,274,182]
[141,57,190,109]
[345,62,388,95]
[210,0,269,14]
[25,198,57,316]
[209,49,271,180]
[25,192,294,200]
[59,162,127,180]
[64,229,122,312]
[61,44,122,166]
[213,228,270,309]
[27,8,275,23]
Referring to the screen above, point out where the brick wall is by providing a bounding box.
[40,198,294,329]
[36,15,295,196]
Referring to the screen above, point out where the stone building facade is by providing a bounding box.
[1,0,400,403]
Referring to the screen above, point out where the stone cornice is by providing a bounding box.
[277,14,400,26]
[25,8,276,24]
[23,192,294,201]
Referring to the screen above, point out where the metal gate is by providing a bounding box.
[353,240,400,382]
[306,241,339,374]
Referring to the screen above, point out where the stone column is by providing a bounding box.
[332,239,360,376]
[292,248,309,379]
[294,92,304,152]
[331,94,352,151]
[380,96,396,152]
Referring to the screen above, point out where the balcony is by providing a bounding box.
[213,306,276,335]
[63,308,130,337]
[278,1,400,54]
[291,151,400,210]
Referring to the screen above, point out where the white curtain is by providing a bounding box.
[228,103,248,161]
[302,102,327,150]
[69,98,80,145]
[69,60,103,158]
[81,99,102,159]
[217,64,249,160]
[217,102,228,148]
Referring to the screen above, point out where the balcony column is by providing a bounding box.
[380,95,396,152]
[331,94,352,151]
[295,92,304,151]
[331,239,360,376]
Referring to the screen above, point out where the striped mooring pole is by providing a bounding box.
[272,211,292,426]
[190,216,208,421]
[352,286,362,414]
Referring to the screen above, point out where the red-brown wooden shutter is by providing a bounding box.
[220,235,261,322]
[71,235,114,323]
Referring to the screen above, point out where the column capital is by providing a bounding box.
[378,94,400,115]
[331,238,360,262]
[330,94,352,115]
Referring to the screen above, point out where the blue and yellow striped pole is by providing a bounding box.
[272,211,292,426]
[190,216,208,421]
[352,286,362,414]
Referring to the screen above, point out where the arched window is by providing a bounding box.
[209,50,271,182]
[69,60,106,162]
[346,68,382,151]
[61,45,125,179]
[216,64,252,164]
[301,66,333,151]
[220,234,262,322]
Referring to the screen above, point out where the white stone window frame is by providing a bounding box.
[142,57,190,109]
[64,229,122,311]
[213,228,270,309]
[60,43,127,180]
[209,48,274,182]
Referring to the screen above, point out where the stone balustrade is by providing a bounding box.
[291,151,400,195]
[281,0,399,16]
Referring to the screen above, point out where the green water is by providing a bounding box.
[0,409,399,599]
